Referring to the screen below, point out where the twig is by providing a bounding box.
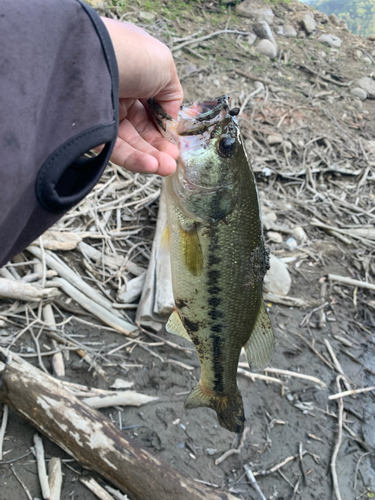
[10,464,33,500]
[237,368,284,385]
[0,404,8,460]
[243,464,266,500]
[354,452,371,492]
[80,477,115,500]
[215,427,249,465]
[48,457,63,500]
[238,365,326,388]
[253,451,308,477]
[328,274,375,291]
[291,331,334,370]
[34,434,51,500]
[324,339,351,391]
[331,376,344,500]
[329,386,375,400]
[172,30,252,52]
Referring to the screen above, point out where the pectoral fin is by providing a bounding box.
[244,300,274,372]
[179,224,203,276]
[166,310,192,343]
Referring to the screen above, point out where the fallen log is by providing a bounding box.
[0,349,237,500]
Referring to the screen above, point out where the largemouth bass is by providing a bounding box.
[149,95,274,433]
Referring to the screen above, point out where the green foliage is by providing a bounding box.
[309,0,375,36]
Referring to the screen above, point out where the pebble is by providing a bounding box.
[275,26,284,36]
[283,24,297,37]
[247,33,257,46]
[329,13,340,26]
[264,254,291,296]
[285,237,298,251]
[318,34,342,48]
[353,49,362,60]
[256,39,278,59]
[286,393,294,402]
[234,2,275,25]
[267,231,283,244]
[138,11,156,22]
[355,76,375,98]
[292,226,307,243]
[206,448,217,455]
[363,56,372,65]
[253,20,276,45]
[368,34,375,41]
[254,81,265,91]
[301,13,316,34]
[267,134,283,145]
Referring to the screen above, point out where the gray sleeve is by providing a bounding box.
[0,0,119,266]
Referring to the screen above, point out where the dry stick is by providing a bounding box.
[27,246,124,318]
[0,351,237,500]
[80,477,115,500]
[0,404,8,460]
[234,68,273,86]
[10,464,33,500]
[105,485,130,500]
[81,391,158,409]
[237,368,284,386]
[52,278,137,337]
[324,339,351,391]
[34,434,51,500]
[48,457,63,500]
[329,386,375,400]
[328,274,375,291]
[172,29,252,52]
[243,464,266,500]
[253,451,308,477]
[354,452,371,492]
[292,330,334,370]
[215,427,250,465]
[43,304,65,377]
[0,277,59,301]
[238,364,326,388]
[331,376,344,500]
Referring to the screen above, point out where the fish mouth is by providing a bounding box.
[148,95,239,144]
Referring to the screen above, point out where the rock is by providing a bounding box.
[283,24,297,37]
[138,11,156,22]
[267,231,283,244]
[316,11,329,24]
[256,39,278,59]
[350,87,367,100]
[355,77,375,98]
[285,237,298,251]
[275,26,283,36]
[235,2,274,25]
[247,33,257,46]
[254,81,264,91]
[363,56,372,65]
[329,13,340,26]
[353,49,362,60]
[340,20,348,30]
[292,226,307,243]
[253,20,276,44]
[301,13,316,34]
[367,34,375,41]
[318,34,342,48]
[264,255,291,296]
[267,134,283,145]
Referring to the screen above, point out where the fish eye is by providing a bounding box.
[217,136,236,158]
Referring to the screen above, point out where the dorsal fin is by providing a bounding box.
[243,300,274,372]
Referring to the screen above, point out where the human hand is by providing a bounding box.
[101,18,183,176]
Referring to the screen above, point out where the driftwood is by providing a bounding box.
[0,350,237,500]
[0,277,59,301]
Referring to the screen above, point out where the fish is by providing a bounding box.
[149,95,274,434]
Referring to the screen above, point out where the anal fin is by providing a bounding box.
[166,310,192,343]
[244,300,274,372]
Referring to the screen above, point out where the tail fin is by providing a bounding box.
[184,383,245,433]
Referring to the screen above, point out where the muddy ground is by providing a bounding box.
[1,1,375,499]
